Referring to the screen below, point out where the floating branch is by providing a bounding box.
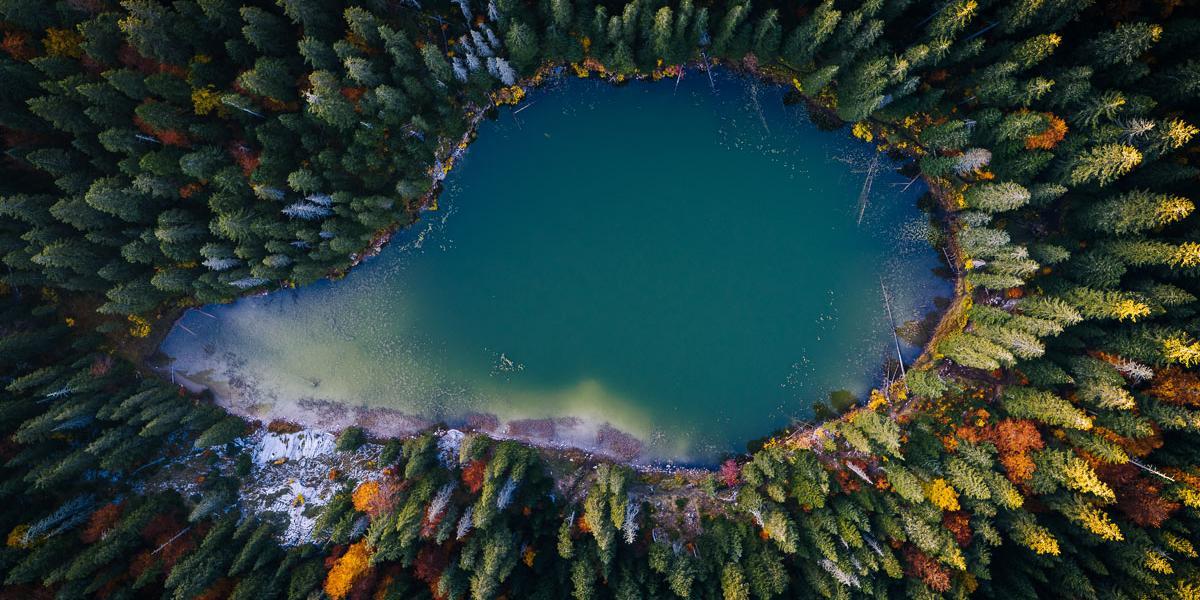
[856,153,881,226]
[880,276,907,381]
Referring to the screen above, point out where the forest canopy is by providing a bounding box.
[2,0,1200,599]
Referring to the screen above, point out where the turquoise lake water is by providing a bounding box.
[161,71,950,463]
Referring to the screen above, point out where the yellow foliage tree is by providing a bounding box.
[1012,516,1060,556]
[1175,486,1200,509]
[43,28,83,58]
[5,524,30,548]
[1173,580,1200,600]
[997,485,1025,510]
[192,86,222,116]
[324,541,371,600]
[1156,195,1195,225]
[927,478,961,511]
[1113,298,1151,322]
[1163,532,1197,558]
[1074,501,1123,541]
[1170,242,1200,268]
[1158,118,1198,151]
[1064,458,1116,502]
[127,315,151,338]
[1164,336,1200,367]
[851,122,873,142]
[1145,550,1173,574]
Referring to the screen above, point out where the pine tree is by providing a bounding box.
[421,45,454,83]
[966,182,1031,212]
[239,6,291,56]
[1080,189,1193,234]
[711,1,748,57]
[751,10,781,61]
[1090,22,1162,67]
[505,21,540,72]
[721,563,751,600]
[305,71,357,130]
[646,6,672,62]
[1002,387,1092,430]
[238,57,298,102]
[1070,144,1142,186]
[781,0,841,66]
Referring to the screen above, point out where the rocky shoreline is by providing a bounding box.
[168,364,652,463]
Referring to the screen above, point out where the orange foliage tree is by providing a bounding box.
[1148,366,1200,406]
[991,418,1044,483]
[324,541,372,600]
[1025,113,1068,149]
[352,478,399,518]
[130,513,197,581]
[352,481,380,513]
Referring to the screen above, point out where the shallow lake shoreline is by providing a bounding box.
[152,60,964,472]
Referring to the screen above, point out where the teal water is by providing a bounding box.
[161,71,949,463]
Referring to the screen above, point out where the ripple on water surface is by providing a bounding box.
[160,70,952,464]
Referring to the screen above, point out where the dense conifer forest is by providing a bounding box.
[2,0,1200,598]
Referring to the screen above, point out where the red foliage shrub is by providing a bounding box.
[0,585,55,600]
[132,113,190,148]
[461,460,486,494]
[267,419,303,434]
[137,513,197,574]
[832,468,862,493]
[1098,463,1180,528]
[414,543,452,585]
[117,44,157,73]
[157,128,190,147]
[719,459,740,487]
[229,141,261,177]
[942,511,973,547]
[89,355,115,377]
[178,182,204,199]
[66,0,109,13]
[3,128,50,150]
[79,55,104,76]
[903,546,951,592]
[1,31,37,60]
[926,69,949,83]
[81,502,123,543]
[117,43,186,76]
